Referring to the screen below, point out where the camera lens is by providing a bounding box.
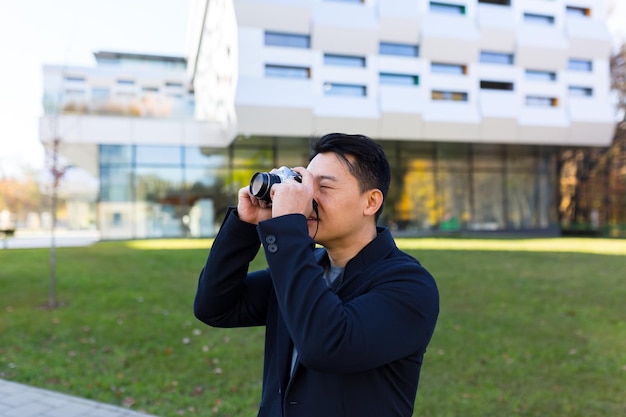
[250,172,276,203]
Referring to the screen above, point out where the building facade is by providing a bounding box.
[40,0,615,239]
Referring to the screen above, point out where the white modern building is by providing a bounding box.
[41,0,616,238]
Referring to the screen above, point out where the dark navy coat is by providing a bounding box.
[194,208,439,417]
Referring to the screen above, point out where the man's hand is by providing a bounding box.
[237,186,272,225]
[270,167,315,218]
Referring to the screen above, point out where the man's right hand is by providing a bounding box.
[237,186,273,225]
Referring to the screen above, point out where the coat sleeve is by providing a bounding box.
[194,208,273,328]
[257,214,439,374]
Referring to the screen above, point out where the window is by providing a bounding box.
[65,88,85,97]
[480,80,514,91]
[478,0,510,5]
[568,59,593,72]
[136,145,182,165]
[324,83,367,97]
[265,64,311,79]
[523,13,555,25]
[568,86,593,97]
[431,62,467,75]
[526,96,558,107]
[379,42,419,57]
[525,70,557,81]
[430,1,466,14]
[64,75,85,82]
[566,6,590,17]
[324,54,366,67]
[432,90,468,101]
[264,31,311,48]
[480,51,514,65]
[117,79,135,85]
[92,87,110,101]
[379,73,419,86]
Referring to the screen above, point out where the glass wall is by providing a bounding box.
[98,138,559,239]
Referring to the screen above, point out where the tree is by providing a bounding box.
[46,136,71,308]
[0,169,43,218]
[557,43,626,235]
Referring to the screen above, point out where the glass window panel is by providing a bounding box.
[264,32,310,48]
[184,147,228,167]
[393,159,436,231]
[506,171,539,229]
[276,137,311,167]
[324,83,367,96]
[135,145,182,166]
[568,59,593,72]
[471,172,504,229]
[480,80,514,90]
[135,167,184,238]
[506,146,537,171]
[379,42,419,57]
[525,96,557,107]
[431,90,468,101]
[568,86,593,97]
[523,13,555,25]
[430,2,466,14]
[100,145,132,165]
[437,169,471,230]
[566,6,589,17]
[265,64,310,79]
[398,142,435,168]
[65,75,85,82]
[431,62,466,75]
[186,167,234,236]
[473,144,503,170]
[233,146,273,169]
[100,166,132,202]
[436,143,470,170]
[324,54,366,67]
[478,0,510,5]
[480,51,514,65]
[380,73,419,86]
[92,87,110,102]
[525,69,557,81]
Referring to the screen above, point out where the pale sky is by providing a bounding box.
[0,0,625,179]
[0,0,190,177]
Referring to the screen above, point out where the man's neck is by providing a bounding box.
[326,226,378,268]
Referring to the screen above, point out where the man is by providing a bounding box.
[194,133,439,417]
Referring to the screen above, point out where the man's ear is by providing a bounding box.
[363,189,384,217]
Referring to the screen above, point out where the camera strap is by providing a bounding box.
[312,199,320,239]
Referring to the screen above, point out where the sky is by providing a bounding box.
[0,0,625,179]
[0,0,190,178]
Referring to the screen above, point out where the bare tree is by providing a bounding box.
[46,136,70,309]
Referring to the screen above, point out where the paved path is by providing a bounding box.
[1,230,100,250]
[0,380,159,417]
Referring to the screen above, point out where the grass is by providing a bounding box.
[1,238,625,416]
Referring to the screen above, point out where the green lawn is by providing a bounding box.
[1,238,625,416]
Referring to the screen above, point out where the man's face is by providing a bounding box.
[305,152,372,247]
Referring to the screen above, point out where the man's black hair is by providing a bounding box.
[310,133,390,221]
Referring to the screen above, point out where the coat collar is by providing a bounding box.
[314,227,396,288]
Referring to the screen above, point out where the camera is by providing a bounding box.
[249,166,302,203]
